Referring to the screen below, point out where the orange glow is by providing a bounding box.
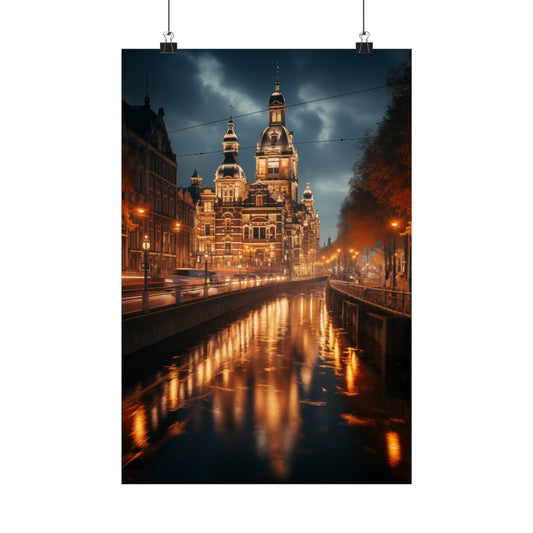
[131,406,149,449]
[169,370,179,411]
[345,349,359,394]
[386,431,401,468]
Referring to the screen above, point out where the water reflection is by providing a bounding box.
[122,287,411,483]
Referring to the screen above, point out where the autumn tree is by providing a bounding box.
[337,62,411,285]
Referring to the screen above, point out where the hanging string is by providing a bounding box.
[160,0,177,53]
[357,0,373,53]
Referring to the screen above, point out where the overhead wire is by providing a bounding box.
[175,136,376,158]
[166,84,393,134]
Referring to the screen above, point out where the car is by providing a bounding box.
[207,271,224,285]
[164,268,205,290]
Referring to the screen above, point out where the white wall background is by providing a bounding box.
[1,1,531,532]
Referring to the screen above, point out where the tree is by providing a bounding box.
[337,62,411,286]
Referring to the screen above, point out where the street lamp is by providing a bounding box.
[391,222,398,290]
[142,234,150,313]
[204,250,209,298]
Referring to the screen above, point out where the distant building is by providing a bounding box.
[122,96,193,273]
[188,80,320,274]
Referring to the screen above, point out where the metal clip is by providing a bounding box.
[160,31,177,54]
[356,31,373,54]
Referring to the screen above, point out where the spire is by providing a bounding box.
[275,61,280,92]
[229,104,234,120]
[222,119,239,162]
[144,68,150,107]
[191,154,203,186]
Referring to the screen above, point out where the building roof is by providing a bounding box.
[122,99,175,160]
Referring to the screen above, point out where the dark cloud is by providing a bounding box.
[122,49,410,242]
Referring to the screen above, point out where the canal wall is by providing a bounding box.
[326,284,411,374]
[123,277,327,356]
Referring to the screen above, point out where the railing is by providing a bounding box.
[329,279,411,317]
[122,275,326,315]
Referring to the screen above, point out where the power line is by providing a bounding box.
[175,136,375,158]
[167,84,391,134]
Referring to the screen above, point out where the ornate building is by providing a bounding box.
[122,96,195,274]
[188,80,320,275]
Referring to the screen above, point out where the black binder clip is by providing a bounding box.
[356,31,373,53]
[160,31,177,54]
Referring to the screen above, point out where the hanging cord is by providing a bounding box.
[356,0,373,53]
[160,0,177,53]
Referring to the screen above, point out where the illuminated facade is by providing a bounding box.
[189,81,320,274]
[122,97,182,273]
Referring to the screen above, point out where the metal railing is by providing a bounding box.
[122,275,326,315]
[329,279,411,317]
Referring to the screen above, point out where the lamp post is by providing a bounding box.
[174,221,181,267]
[391,222,398,290]
[204,250,209,298]
[142,234,150,313]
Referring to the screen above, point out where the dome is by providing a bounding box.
[257,125,292,153]
[269,89,285,106]
[214,160,246,180]
[302,179,314,202]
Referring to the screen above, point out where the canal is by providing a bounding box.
[122,283,411,483]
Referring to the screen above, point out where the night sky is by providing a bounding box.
[122,49,411,244]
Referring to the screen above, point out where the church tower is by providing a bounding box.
[255,71,299,217]
[214,119,249,203]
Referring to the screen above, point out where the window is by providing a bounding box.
[225,218,232,231]
[225,242,231,255]
[243,227,249,240]
[205,223,210,236]
[269,226,275,239]
[268,159,279,174]
[256,195,263,207]
[204,202,212,212]
[253,227,266,240]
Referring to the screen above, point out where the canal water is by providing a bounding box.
[122,284,411,483]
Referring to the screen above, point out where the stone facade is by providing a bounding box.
[188,82,320,275]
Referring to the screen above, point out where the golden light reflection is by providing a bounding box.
[131,406,149,449]
[386,431,402,468]
[151,404,159,431]
[333,339,341,374]
[345,348,359,395]
[169,370,179,411]
[124,290,327,478]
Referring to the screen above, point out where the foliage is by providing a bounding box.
[336,62,411,280]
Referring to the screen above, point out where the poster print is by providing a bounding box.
[122,49,411,483]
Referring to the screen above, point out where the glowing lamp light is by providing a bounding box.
[142,235,150,251]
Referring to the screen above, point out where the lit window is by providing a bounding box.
[256,195,263,207]
[268,159,279,174]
